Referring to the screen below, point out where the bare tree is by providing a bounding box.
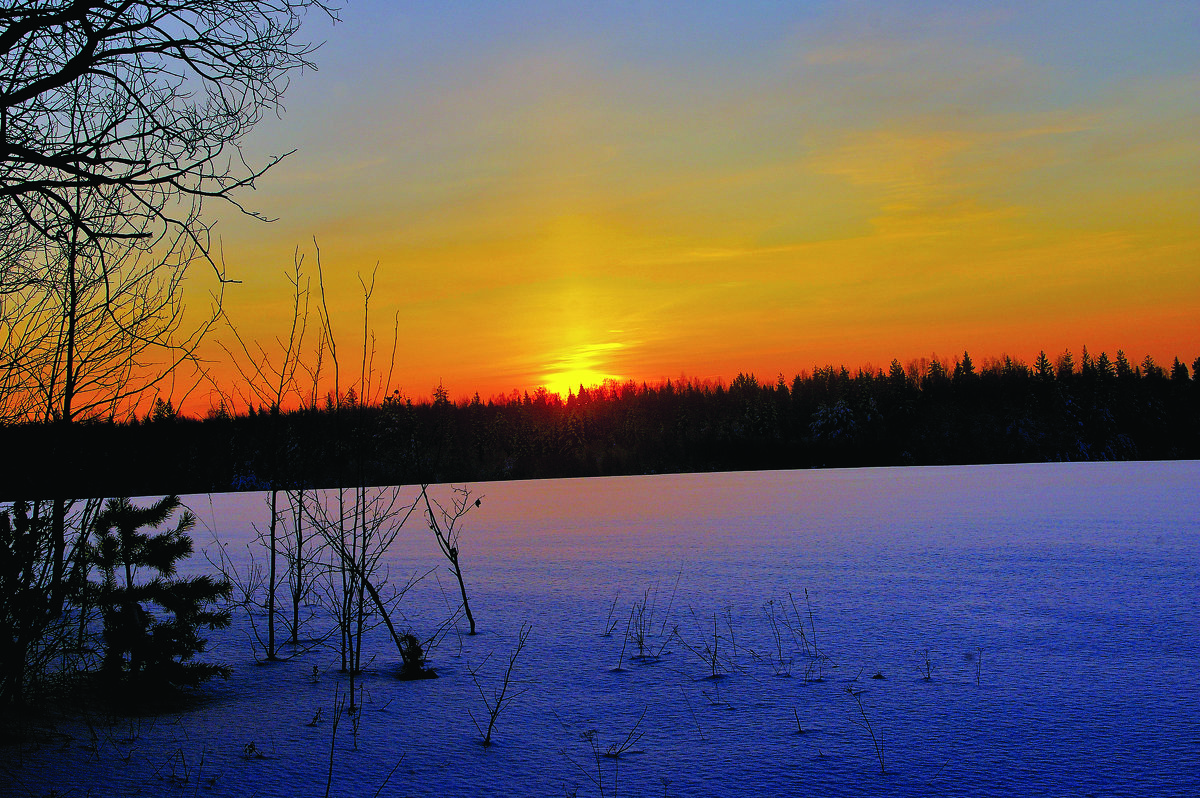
[2,0,337,423]
[0,0,338,277]
[308,485,435,693]
[467,623,531,746]
[298,254,436,691]
[219,253,313,659]
[0,187,215,620]
[0,1,336,646]
[284,487,312,646]
[1,192,212,426]
[422,485,481,635]
[0,2,338,710]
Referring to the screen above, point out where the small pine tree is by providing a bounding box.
[88,496,231,695]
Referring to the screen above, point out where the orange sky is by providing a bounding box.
[185,2,1198,411]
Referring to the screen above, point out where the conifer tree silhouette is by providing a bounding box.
[89,496,231,692]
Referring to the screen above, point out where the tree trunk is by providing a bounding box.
[451,554,476,635]
[267,486,280,659]
[291,489,304,645]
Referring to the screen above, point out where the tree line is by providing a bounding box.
[3,347,1196,501]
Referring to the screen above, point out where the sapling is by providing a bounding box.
[679,685,706,741]
[918,648,933,682]
[705,612,722,679]
[467,623,532,746]
[787,589,836,681]
[604,708,647,758]
[308,487,425,683]
[677,608,731,680]
[777,588,835,681]
[846,687,885,775]
[722,606,742,673]
[285,488,317,646]
[631,596,649,660]
[566,709,647,798]
[205,522,329,664]
[219,255,315,661]
[658,565,684,638]
[324,685,348,798]
[803,589,819,654]
[629,592,663,663]
[349,684,364,750]
[782,592,813,657]
[370,756,406,798]
[601,593,620,637]
[764,600,793,676]
[569,731,607,798]
[612,608,633,672]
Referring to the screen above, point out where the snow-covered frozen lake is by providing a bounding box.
[6,461,1200,797]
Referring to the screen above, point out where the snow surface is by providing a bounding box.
[4,461,1199,797]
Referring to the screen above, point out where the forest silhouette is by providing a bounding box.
[3,349,1196,501]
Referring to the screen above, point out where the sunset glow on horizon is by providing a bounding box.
[190,1,1198,411]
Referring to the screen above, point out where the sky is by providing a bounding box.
[200,0,1200,407]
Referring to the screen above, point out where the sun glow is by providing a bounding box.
[542,369,617,399]
[540,341,625,398]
